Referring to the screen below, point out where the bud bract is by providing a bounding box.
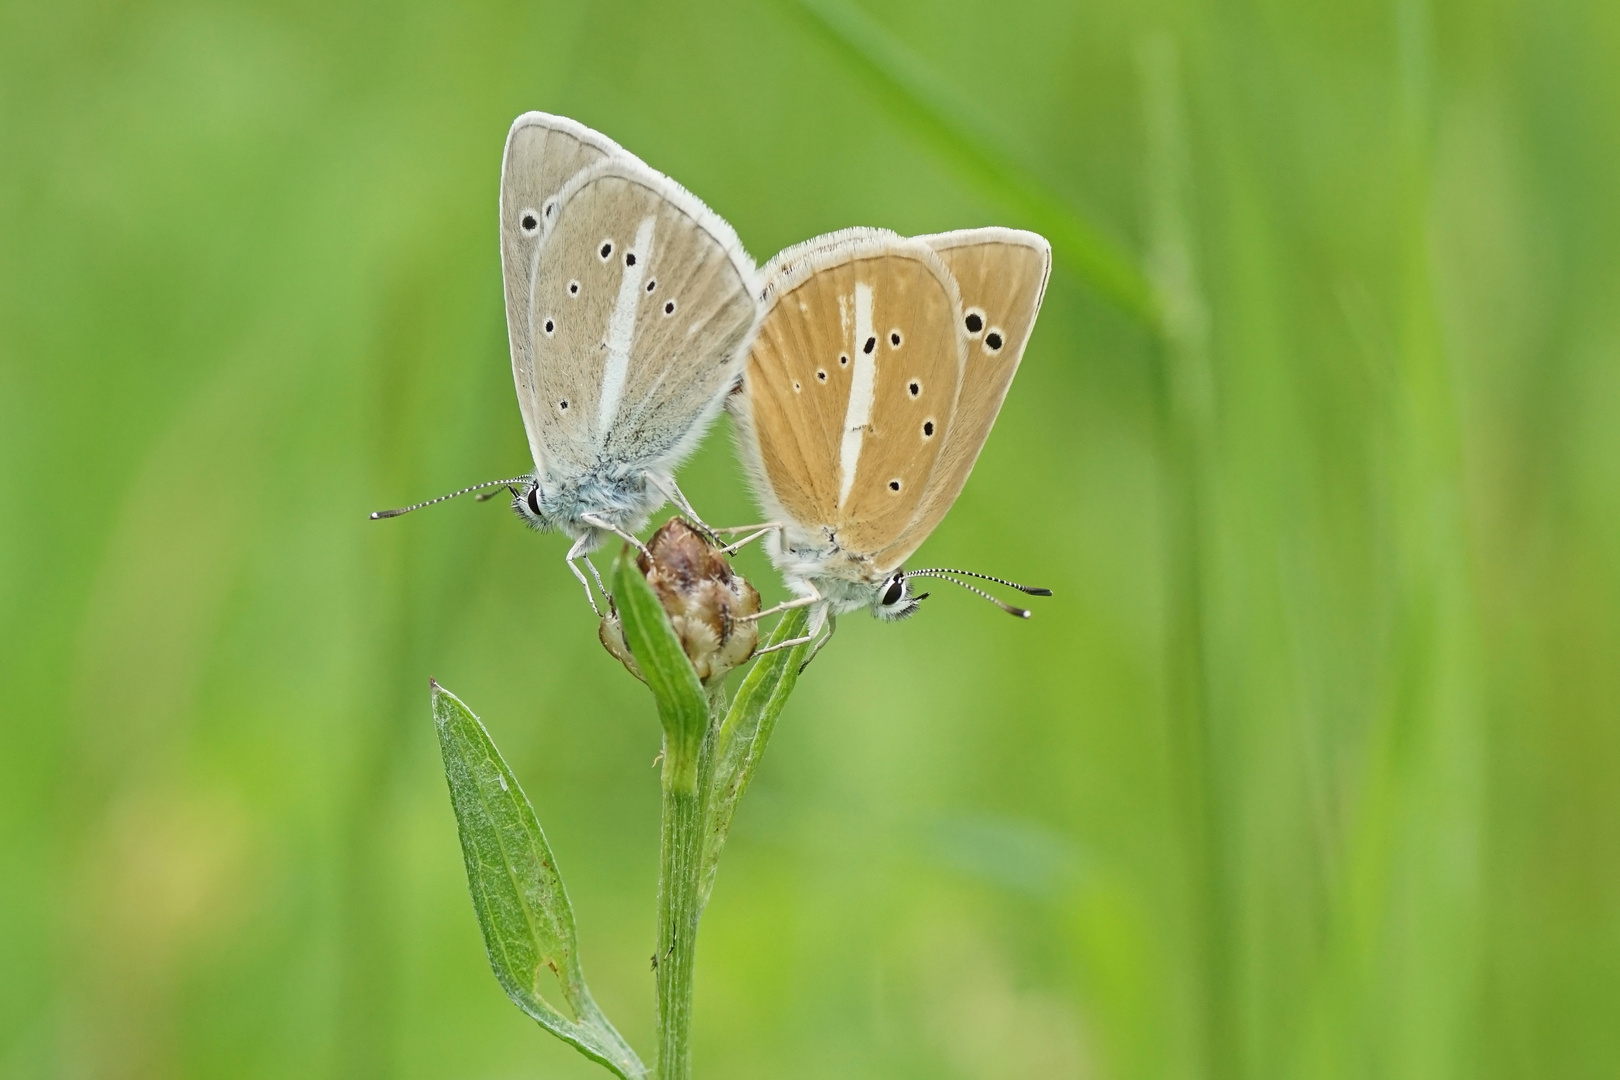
[600,518,761,685]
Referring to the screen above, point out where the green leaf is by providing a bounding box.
[612,553,709,791]
[701,609,813,908]
[431,683,646,1080]
[787,0,1162,330]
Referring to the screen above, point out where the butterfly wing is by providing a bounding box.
[500,113,628,472]
[737,232,966,565]
[525,156,758,481]
[869,228,1050,569]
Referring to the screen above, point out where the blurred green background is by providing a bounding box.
[3,0,1617,1076]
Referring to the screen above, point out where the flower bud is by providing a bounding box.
[600,518,761,685]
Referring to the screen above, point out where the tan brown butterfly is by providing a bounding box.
[726,226,1052,652]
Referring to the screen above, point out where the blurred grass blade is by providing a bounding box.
[613,553,709,790]
[700,609,813,908]
[789,0,1161,329]
[1136,37,1230,1080]
[431,683,647,1080]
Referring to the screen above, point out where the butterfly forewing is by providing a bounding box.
[527,158,757,478]
[873,229,1050,567]
[500,113,627,470]
[743,235,964,562]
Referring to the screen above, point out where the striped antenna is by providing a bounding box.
[904,568,1053,597]
[905,572,1033,618]
[370,477,530,520]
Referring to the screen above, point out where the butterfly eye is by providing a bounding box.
[881,576,906,606]
[519,208,540,235]
[964,309,985,337]
[526,485,542,516]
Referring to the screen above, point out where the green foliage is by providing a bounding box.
[703,608,812,908]
[612,555,710,792]
[431,682,645,1079]
[791,0,1159,325]
[608,554,723,1080]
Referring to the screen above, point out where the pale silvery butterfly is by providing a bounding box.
[373,113,761,611]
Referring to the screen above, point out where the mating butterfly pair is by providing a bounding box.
[374,113,1051,654]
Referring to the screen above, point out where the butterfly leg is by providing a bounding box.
[584,555,610,598]
[646,475,717,538]
[718,523,782,556]
[799,613,838,672]
[754,632,814,655]
[755,602,830,656]
[580,513,651,557]
[564,534,604,617]
[739,585,821,624]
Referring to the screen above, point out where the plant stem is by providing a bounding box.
[655,710,716,1080]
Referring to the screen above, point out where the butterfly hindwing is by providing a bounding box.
[527,157,757,479]
[738,263,849,534]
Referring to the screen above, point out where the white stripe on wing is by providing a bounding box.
[837,281,876,508]
[597,214,656,440]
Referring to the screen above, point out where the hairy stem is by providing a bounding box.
[655,712,716,1080]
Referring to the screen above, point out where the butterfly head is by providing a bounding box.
[510,478,556,532]
[871,570,928,621]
